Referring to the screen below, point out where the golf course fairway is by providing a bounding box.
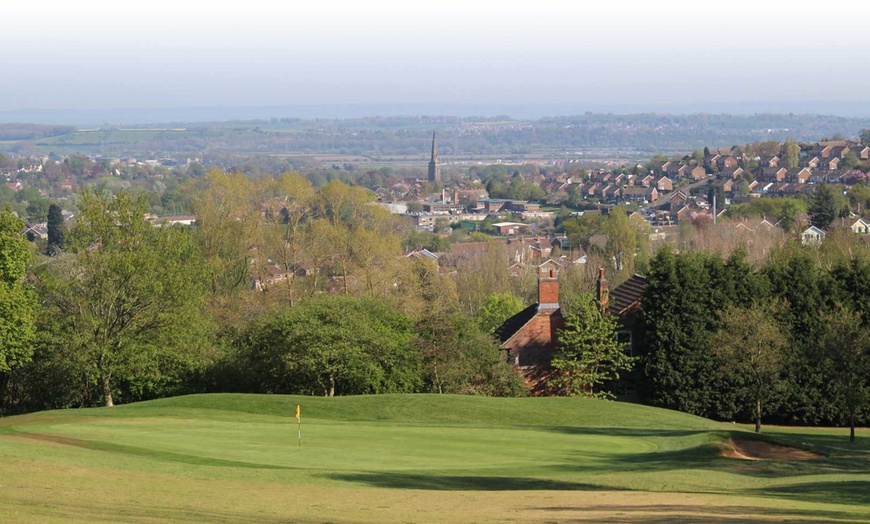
[1,394,868,522]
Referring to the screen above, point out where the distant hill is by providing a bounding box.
[4,101,870,125]
[2,112,869,158]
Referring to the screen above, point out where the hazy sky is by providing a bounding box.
[3,1,870,114]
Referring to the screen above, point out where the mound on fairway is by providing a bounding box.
[1,394,869,523]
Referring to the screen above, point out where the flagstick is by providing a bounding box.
[296,405,301,447]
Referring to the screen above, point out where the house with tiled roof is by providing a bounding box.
[809,145,832,159]
[756,167,787,183]
[494,266,648,396]
[760,155,780,168]
[622,186,658,203]
[667,163,689,177]
[801,156,821,169]
[830,146,851,159]
[689,166,707,181]
[495,261,564,369]
[786,168,812,184]
[654,176,673,192]
[721,167,744,180]
[716,156,739,170]
[819,157,840,171]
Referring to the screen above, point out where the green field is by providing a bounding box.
[1,394,868,523]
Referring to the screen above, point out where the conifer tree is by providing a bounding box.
[46,203,64,255]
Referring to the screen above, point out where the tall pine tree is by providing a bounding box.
[46,203,64,255]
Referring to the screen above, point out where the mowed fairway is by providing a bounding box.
[1,394,869,523]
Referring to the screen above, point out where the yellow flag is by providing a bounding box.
[295,405,300,419]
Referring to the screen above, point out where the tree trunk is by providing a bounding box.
[851,412,856,443]
[328,375,335,398]
[103,375,114,407]
[755,397,761,433]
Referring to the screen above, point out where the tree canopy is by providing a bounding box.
[37,190,212,406]
[0,209,36,372]
[552,294,633,398]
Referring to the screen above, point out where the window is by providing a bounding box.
[617,330,633,356]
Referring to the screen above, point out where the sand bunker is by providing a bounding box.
[720,437,821,461]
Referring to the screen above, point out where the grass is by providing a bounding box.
[1,394,869,523]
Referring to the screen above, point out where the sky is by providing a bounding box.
[3,1,870,119]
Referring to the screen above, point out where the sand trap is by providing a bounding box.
[720,437,821,461]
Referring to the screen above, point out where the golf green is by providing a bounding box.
[1,394,868,522]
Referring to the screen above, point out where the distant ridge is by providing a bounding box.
[3,101,870,126]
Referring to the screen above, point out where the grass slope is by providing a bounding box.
[1,394,869,523]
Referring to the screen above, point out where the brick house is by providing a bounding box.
[809,145,832,159]
[820,157,840,171]
[622,186,658,203]
[668,164,689,178]
[496,261,565,368]
[655,176,674,192]
[756,167,787,183]
[716,156,739,170]
[799,155,819,169]
[495,267,648,395]
[669,190,689,212]
[760,156,780,168]
[689,166,707,181]
[831,146,851,159]
[712,178,734,194]
[721,167,744,180]
[786,168,812,184]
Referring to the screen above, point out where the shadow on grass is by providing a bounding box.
[754,481,870,507]
[543,427,870,479]
[11,431,293,470]
[325,472,621,491]
[763,431,870,455]
[20,500,326,524]
[537,504,870,523]
[542,426,707,438]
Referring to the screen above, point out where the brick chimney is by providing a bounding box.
[538,266,559,311]
[596,267,609,311]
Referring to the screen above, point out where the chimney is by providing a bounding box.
[538,266,559,311]
[596,267,609,312]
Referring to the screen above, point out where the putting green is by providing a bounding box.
[1,394,868,523]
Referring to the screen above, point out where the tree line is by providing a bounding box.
[2,168,869,441]
[640,239,870,440]
[1,170,534,414]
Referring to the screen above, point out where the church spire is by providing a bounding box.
[428,131,441,184]
[430,131,437,161]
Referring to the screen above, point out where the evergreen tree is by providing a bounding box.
[808,184,841,229]
[640,249,763,417]
[763,245,835,424]
[46,203,64,255]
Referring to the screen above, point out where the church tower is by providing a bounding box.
[427,131,441,184]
